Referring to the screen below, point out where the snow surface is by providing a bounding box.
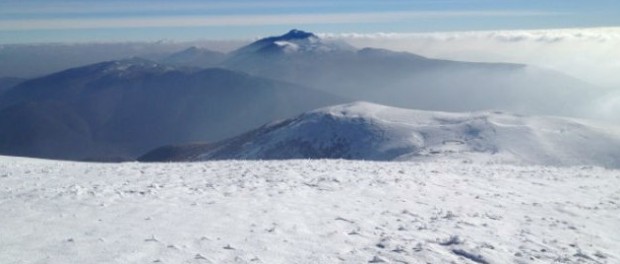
[195,102,620,169]
[1,155,619,263]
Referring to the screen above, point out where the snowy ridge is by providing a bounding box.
[1,157,619,263]
[192,102,620,168]
[100,57,175,75]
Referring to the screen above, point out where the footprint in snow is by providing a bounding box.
[144,235,159,242]
[194,254,209,261]
[452,249,489,264]
[335,216,355,223]
[223,244,235,250]
[369,255,388,263]
[438,235,462,246]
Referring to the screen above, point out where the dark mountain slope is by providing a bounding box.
[0,58,342,160]
[0,77,25,95]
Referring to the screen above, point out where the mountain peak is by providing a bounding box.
[279,29,317,40]
[230,29,354,56]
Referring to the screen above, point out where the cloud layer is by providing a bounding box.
[322,27,620,123]
[321,27,620,87]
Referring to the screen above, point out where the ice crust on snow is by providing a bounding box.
[1,156,619,263]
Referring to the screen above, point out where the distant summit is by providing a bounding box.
[222,29,595,118]
[275,29,318,41]
[230,29,354,56]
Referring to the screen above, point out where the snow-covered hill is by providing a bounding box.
[142,102,620,168]
[1,156,618,263]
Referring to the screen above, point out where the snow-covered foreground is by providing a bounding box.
[1,156,619,264]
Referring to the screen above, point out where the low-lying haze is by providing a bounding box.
[323,27,620,89]
[1,27,619,124]
[323,27,620,123]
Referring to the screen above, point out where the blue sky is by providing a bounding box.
[1,0,619,43]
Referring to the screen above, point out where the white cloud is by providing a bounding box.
[320,27,620,42]
[321,27,620,88]
[321,27,620,123]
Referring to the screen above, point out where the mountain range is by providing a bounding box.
[0,58,341,160]
[145,29,600,118]
[0,29,613,161]
[217,30,597,117]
